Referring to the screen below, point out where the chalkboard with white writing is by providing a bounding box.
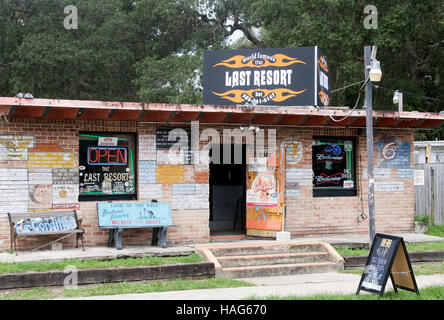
[356,233,419,297]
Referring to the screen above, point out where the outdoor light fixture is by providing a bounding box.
[368,60,382,82]
[15,92,34,99]
[393,90,403,112]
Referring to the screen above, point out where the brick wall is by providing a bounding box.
[279,127,414,237]
[0,118,415,251]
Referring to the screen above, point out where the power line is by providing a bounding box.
[327,77,369,122]
[373,85,444,103]
[330,81,365,93]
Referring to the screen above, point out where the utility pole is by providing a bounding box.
[365,46,376,248]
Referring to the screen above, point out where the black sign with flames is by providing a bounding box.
[203,46,330,107]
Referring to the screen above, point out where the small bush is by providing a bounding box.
[414,215,431,225]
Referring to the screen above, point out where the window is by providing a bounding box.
[312,137,357,197]
[79,132,136,201]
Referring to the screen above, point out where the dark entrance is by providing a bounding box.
[209,144,246,236]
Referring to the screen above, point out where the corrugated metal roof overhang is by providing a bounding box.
[0,97,443,129]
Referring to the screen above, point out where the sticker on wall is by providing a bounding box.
[285,167,313,186]
[246,172,278,208]
[397,168,414,179]
[139,184,163,200]
[414,170,425,186]
[28,184,53,210]
[376,137,411,169]
[52,168,79,184]
[28,152,74,169]
[28,169,53,185]
[0,135,34,160]
[52,184,79,209]
[248,157,269,172]
[0,169,29,213]
[156,165,184,184]
[281,138,303,164]
[172,184,209,210]
[173,183,196,195]
[374,182,404,192]
[285,188,300,198]
[139,160,157,184]
[139,135,157,161]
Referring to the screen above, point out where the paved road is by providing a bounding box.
[58,272,444,300]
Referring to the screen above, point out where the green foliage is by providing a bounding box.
[414,215,431,225]
[0,277,255,300]
[0,253,204,274]
[0,0,220,101]
[253,1,443,119]
[134,53,203,104]
[334,241,444,257]
[249,285,444,300]
[0,0,442,138]
[427,224,444,238]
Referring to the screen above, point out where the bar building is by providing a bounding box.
[1,47,443,250]
[0,96,443,251]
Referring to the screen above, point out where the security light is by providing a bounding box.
[393,90,403,112]
[369,60,382,82]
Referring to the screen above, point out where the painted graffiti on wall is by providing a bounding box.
[246,172,278,207]
[0,168,29,214]
[281,137,303,164]
[14,215,77,234]
[376,137,411,168]
[28,152,74,169]
[52,184,80,209]
[0,136,34,160]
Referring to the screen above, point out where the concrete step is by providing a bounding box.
[210,243,327,257]
[195,241,344,278]
[221,261,339,278]
[217,251,333,268]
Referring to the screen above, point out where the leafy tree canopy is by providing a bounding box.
[0,0,442,137]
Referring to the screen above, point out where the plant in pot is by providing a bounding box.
[414,215,430,233]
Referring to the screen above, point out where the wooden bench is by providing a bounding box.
[8,210,84,255]
[97,201,179,250]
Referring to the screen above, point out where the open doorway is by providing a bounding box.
[209,144,246,237]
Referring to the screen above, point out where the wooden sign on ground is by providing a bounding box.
[356,233,419,297]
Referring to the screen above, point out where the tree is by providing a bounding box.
[0,1,442,139]
[252,0,443,138]
[134,53,202,104]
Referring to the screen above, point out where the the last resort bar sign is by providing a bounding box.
[203,46,330,107]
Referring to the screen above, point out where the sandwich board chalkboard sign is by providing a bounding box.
[356,233,419,297]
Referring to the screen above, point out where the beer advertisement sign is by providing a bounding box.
[203,46,329,107]
[247,171,278,208]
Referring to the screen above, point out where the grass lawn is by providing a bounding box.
[0,253,204,274]
[335,241,444,257]
[334,224,444,257]
[341,261,444,276]
[248,285,444,300]
[0,277,256,300]
[1,225,442,300]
